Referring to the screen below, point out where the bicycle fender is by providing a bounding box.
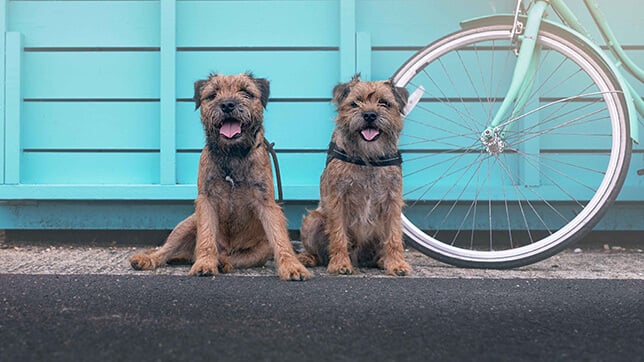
[460,15,639,143]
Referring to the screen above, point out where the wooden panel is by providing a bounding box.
[8,1,160,48]
[265,102,336,149]
[21,153,160,184]
[0,200,641,229]
[176,102,204,150]
[176,0,339,47]
[0,201,196,229]
[0,0,6,183]
[5,32,23,184]
[561,0,643,45]
[23,52,160,99]
[22,102,160,150]
[401,152,633,201]
[176,151,326,199]
[176,51,339,99]
[400,102,617,151]
[160,0,177,185]
[175,101,336,150]
[356,0,515,47]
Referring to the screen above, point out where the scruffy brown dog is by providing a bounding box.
[130,73,311,281]
[298,74,412,276]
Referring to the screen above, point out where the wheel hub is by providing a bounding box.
[481,128,506,155]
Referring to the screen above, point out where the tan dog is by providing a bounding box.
[130,73,311,281]
[298,74,412,276]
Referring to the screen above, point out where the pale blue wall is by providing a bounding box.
[1,0,641,230]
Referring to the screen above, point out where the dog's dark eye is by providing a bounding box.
[378,100,391,108]
[204,92,217,101]
[241,89,254,99]
[350,101,359,108]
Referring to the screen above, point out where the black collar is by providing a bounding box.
[326,141,402,167]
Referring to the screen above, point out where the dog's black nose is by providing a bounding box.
[362,111,378,123]
[220,101,236,113]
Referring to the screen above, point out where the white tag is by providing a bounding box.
[402,85,425,116]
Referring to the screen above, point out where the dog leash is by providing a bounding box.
[326,141,403,167]
[263,138,284,202]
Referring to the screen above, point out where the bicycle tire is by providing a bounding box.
[392,21,631,268]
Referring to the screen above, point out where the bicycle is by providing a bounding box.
[393,0,643,268]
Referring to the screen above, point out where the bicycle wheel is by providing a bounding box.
[392,21,631,268]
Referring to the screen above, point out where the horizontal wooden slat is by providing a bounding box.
[21,153,160,184]
[176,51,340,98]
[0,180,641,202]
[176,102,336,150]
[357,0,642,47]
[22,102,160,149]
[176,152,326,199]
[0,200,641,230]
[176,0,339,47]
[401,152,625,201]
[400,101,617,151]
[562,0,644,45]
[375,50,643,98]
[355,0,514,47]
[23,52,160,99]
[8,1,160,48]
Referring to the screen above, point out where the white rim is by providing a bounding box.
[396,28,626,263]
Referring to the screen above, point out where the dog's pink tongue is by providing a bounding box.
[361,128,380,141]
[220,120,241,139]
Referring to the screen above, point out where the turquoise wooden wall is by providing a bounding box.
[1,0,642,230]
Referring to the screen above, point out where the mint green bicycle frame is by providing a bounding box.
[484,0,643,143]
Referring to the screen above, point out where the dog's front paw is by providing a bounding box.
[278,258,312,281]
[327,256,354,275]
[189,258,219,277]
[129,253,157,270]
[385,260,412,276]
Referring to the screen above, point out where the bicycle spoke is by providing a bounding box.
[403,150,485,202]
[495,153,553,234]
[435,58,483,131]
[411,71,480,132]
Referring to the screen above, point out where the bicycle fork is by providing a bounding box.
[481,0,549,155]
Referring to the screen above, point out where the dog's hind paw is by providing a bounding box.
[218,256,234,274]
[297,253,318,267]
[129,254,157,270]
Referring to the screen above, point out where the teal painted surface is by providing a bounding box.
[160,0,177,185]
[0,0,6,183]
[22,102,161,149]
[1,0,642,230]
[4,32,20,184]
[0,201,640,231]
[8,1,160,47]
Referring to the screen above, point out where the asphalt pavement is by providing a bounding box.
[1,275,642,362]
[0,239,642,361]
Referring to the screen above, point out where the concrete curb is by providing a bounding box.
[1,242,642,279]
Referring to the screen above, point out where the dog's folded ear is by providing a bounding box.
[253,77,271,109]
[392,85,409,111]
[332,73,361,107]
[332,82,351,107]
[193,79,208,110]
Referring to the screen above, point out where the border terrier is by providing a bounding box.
[130,72,311,281]
[298,74,412,276]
